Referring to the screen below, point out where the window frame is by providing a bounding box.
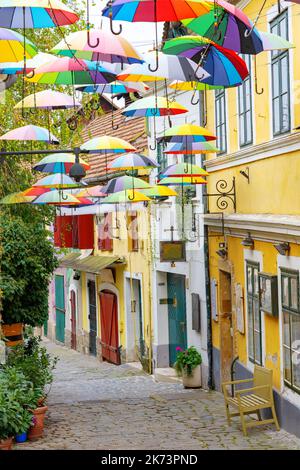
[238,55,253,147]
[246,261,263,365]
[215,88,227,155]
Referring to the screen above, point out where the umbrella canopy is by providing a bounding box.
[160,163,209,177]
[139,185,178,198]
[260,31,294,51]
[0,52,56,74]
[169,80,223,92]
[15,90,81,110]
[0,27,37,62]
[163,36,249,87]
[0,124,59,143]
[122,96,188,118]
[26,57,116,85]
[76,81,149,95]
[0,192,33,204]
[23,187,51,197]
[102,176,151,194]
[76,185,106,198]
[117,51,209,82]
[159,124,216,143]
[107,153,159,171]
[182,0,266,54]
[33,190,80,205]
[52,29,143,64]
[104,189,150,204]
[33,173,78,189]
[33,153,90,174]
[102,0,212,22]
[81,136,136,154]
[0,0,79,28]
[158,176,207,185]
[164,141,219,154]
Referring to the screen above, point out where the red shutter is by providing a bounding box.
[54,216,74,248]
[77,215,94,249]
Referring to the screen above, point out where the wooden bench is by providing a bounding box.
[222,365,280,436]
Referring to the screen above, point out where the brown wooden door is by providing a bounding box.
[219,270,233,383]
[70,290,77,350]
[100,290,120,365]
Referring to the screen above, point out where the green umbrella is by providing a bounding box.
[104,189,150,204]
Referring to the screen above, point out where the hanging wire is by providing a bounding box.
[87,0,100,48]
[244,0,268,37]
[164,79,172,128]
[149,81,158,150]
[108,0,123,35]
[21,6,27,119]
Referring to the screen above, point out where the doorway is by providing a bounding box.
[55,275,65,343]
[70,290,77,350]
[167,273,187,367]
[100,290,120,365]
[126,278,144,361]
[219,269,233,383]
[88,280,97,356]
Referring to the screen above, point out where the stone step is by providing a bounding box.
[153,367,182,384]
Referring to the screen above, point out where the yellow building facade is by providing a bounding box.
[205,0,300,436]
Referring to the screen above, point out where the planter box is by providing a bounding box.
[182,364,202,388]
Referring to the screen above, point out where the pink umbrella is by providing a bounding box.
[0,125,59,144]
[15,90,81,110]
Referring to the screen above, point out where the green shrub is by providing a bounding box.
[174,346,202,377]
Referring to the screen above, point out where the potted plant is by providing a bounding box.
[174,346,202,388]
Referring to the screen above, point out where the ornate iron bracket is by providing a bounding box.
[203,177,236,212]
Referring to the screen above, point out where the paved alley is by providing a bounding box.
[16,340,300,450]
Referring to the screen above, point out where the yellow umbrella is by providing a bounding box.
[158,176,207,185]
[139,185,178,198]
[169,80,223,92]
[0,192,34,204]
[104,189,151,204]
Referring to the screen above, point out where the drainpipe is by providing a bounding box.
[204,223,214,390]
[230,356,239,397]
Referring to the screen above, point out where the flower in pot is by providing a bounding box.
[174,346,202,388]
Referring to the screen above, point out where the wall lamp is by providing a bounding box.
[73,271,81,280]
[241,233,254,248]
[274,242,290,256]
[216,248,228,259]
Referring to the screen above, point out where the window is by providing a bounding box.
[270,10,290,136]
[246,262,262,365]
[238,55,253,147]
[127,211,139,252]
[157,141,168,171]
[281,269,300,393]
[215,89,227,154]
[98,213,113,251]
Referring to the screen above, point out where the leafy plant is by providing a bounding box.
[174,346,202,377]
[5,335,58,400]
[0,367,36,440]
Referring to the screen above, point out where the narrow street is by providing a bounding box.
[16,340,300,451]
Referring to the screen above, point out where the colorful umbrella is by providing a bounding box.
[122,96,188,118]
[160,163,209,178]
[52,29,143,64]
[162,36,249,87]
[0,124,59,144]
[25,57,116,85]
[33,173,78,189]
[139,185,178,198]
[182,0,266,54]
[23,187,51,197]
[0,52,56,74]
[76,81,149,95]
[81,136,136,154]
[0,192,34,204]
[260,31,294,51]
[158,176,207,185]
[102,176,151,194]
[33,154,90,174]
[107,153,159,171]
[15,90,81,110]
[159,124,216,143]
[0,27,37,62]
[32,190,80,205]
[0,0,79,29]
[169,80,223,93]
[164,141,219,154]
[104,189,150,204]
[76,185,106,198]
[117,51,209,82]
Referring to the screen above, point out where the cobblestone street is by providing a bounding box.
[16,340,300,450]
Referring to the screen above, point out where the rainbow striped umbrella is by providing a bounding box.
[76,185,106,198]
[15,90,80,110]
[158,176,207,185]
[23,187,51,197]
[52,29,143,65]
[107,153,159,171]
[0,52,55,74]
[0,0,79,29]
[169,80,223,92]
[160,163,209,178]
[102,176,151,194]
[139,185,178,198]
[164,142,219,154]
[81,136,136,154]
[76,81,149,95]
[33,173,78,189]
[33,190,80,205]
[122,96,188,118]
[0,124,59,143]
[0,27,37,62]
[104,189,150,204]
[159,124,216,143]
[25,57,116,85]
[33,154,90,174]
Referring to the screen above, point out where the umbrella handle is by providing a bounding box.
[149,141,157,151]
[109,15,122,35]
[191,91,200,106]
[128,190,135,201]
[61,192,69,201]
[26,70,35,79]
[112,123,119,130]
[68,118,78,131]
[148,49,159,72]
[87,28,100,48]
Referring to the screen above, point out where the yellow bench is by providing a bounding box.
[222,365,280,436]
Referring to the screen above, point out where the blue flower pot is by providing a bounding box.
[15,432,27,443]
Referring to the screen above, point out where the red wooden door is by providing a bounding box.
[70,290,77,350]
[100,291,120,365]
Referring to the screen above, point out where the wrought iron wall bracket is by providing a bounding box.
[203,177,236,212]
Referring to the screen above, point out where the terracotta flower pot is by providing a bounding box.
[0,437,13,451]
[182,364,202,388]
[1,323,24,347]
[28,406,48,441]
